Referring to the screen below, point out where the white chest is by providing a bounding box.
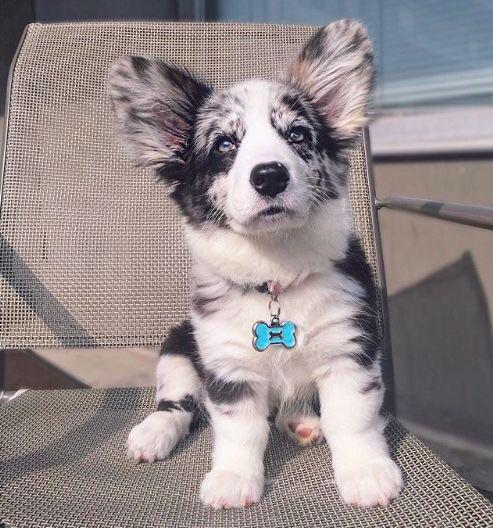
[193,272,361,394]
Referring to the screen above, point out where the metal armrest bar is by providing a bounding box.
[376,196,493,230]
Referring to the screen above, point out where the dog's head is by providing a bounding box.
[109,20,373,235]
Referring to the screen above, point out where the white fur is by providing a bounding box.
[225,81,313,232]
[185,194,351,288]
[185,199,402,507]
[200,470,265,509]
[318,357,402,506]
[200,391,269,508]
[127,411,190,462]
[155,354,201,403]
[127,353,201,462]
[131,164,402,510]
[122,20,401,509]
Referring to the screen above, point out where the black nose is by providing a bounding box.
[250,162,289,198]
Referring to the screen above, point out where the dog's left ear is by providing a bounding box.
[108,56,212,182]
[286,20,373,141]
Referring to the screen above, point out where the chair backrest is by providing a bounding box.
[0,22,385,348]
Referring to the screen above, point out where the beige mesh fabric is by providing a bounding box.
[0,22,383,348]
[2,388,492,527]
[3,24,492,528]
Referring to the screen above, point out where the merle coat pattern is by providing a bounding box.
[109,20,403,509]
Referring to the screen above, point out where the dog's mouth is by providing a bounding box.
[229,202,307,235]
[258,205,287,217]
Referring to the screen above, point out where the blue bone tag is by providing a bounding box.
[252,320,297,351]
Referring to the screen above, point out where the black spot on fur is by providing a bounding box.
[180,394,201,431]
[334,235,376,303]
[350,308,380,368]
[165,90,248,227]
[334,235,380,368]
[130,56,151,78]
[311,167,339,200]
[302,28,326,61]
[168,115,241,228]
[205,371,253,405]
[254,282,269,293]
[361,379,382,394]
[280,92,314,124]
[192,294,222,316]
[179,394,197,413]
[147,65,213,182]
[158,322,203,427]
[157,393,201,430]
[157,399,181,412]
[160,320,203,375]
[270,87,344,202]
[192,279,234,316]
[347,32,366,55]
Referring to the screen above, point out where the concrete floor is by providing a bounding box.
[33,346,158,388]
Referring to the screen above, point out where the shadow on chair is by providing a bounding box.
[387,252,493,492]
[0,234,97,347]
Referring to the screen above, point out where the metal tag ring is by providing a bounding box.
[268,298,281,318]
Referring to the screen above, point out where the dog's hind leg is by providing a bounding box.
[127,320,202,462]
[276,412,325,447]
[275,402,325,447]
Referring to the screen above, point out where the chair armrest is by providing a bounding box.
[376,196,493,230]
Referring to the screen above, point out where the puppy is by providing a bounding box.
[109,19,403,509]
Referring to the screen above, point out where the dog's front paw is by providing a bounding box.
[200,470,264,509]
[127,411,185,463]
[335,457,403,507]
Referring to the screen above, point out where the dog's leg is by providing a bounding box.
[200,376,269,509]
[127,321,202,463]
[318,357,402,507]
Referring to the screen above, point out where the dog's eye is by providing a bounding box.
[216,137,236,154]
[288,127,305,143]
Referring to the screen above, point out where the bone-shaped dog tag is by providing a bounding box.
[252,319,297,351]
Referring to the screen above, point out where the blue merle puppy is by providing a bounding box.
[109,20,403,509]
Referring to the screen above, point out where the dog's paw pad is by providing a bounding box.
[336,458,403,507]
[285,418,324,446]
[200,470,264,509]
[126,411,184,463]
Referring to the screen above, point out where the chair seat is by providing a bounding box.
[1,388,492,527]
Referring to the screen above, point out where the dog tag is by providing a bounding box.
[252,318,297,351]
[252,280,296,351]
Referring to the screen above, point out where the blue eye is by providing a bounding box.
[288,127,305,143]
[216,137,236,153]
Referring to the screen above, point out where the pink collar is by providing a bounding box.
[266,280,285,298]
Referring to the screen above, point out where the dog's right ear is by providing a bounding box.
[108,56,212,181]
[286,20,373,142]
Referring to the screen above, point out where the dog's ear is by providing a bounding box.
[108,56,212,181]
[286,20,373,141]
